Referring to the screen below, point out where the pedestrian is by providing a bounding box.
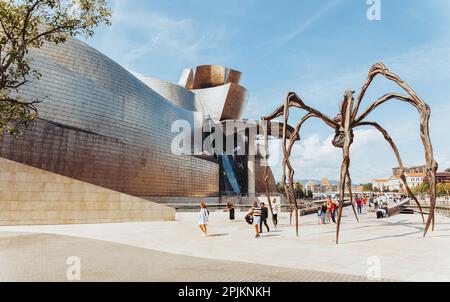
[362,196,367,208]
[260,202,270,233]
[198,202,209,237]
[356,196,362,214]
[330,198,337,223]
[333,200,339,221]
[326,200,332,224]
[271,199,280,227]
[249,201,262,238]
[368,195,374,211]
[321,202,327,224]
[227,203,235,221]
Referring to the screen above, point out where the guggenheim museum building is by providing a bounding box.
[0,38,281,210]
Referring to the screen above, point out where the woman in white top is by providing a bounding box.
[198,202,209,237]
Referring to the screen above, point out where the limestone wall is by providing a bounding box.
[0,158,175,226]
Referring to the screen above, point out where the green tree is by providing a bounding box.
[0,0,111,137]
[294,182,304,200]
[445,168,450,173]
[307,189,313,199]
[275,182,286,198]
[362,183,373,192]
[437,183,450,195]
[411,182,429,195]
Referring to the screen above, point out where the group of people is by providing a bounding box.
[247,199,281,238]
[198,192,408,237]
[318,198,339,224]
[317,194,392,225]
[197,199,282,238]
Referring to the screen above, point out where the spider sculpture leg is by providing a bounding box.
[282,92,296,227]
[346,170,360,223]
[261,93,300,227]
[354,63,438,237]
[336,90,354,244]
[288,169,300,236]
[261,120,277,227]
[336,151,350,244]
[356,121,426,224]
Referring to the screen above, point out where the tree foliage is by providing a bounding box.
[411,182,429,195]
[437,183,450,195]
[294,182,305,199]
[362,183,373,191]
[0,0,111,137]
[275,182,285,197]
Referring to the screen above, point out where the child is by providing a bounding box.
[198,202,209,237]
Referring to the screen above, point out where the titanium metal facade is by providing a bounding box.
[0,39,278,202]
[0,39,218,198]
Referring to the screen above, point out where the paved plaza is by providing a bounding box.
[0,208,449,282]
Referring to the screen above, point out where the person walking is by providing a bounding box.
[249,201,262,238]
[330,198,337,223]
[227,203,235,221]
[317,206,322,224]
[326,200,332,224]
[271,199,280,228]
[333,200,339,221]
[356,196,362,214]
[260,202,270,233]
[198,202,209,237]
[320,202,327,224]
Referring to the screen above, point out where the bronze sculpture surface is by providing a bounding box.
[261,63,438,244]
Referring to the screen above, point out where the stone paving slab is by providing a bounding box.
[0,232,389,282]
[0,208,449,282]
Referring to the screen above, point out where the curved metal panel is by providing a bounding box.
[140,77,202,112]
[0,39,219,198]
[193,83,248,121]
[192,65,241,89]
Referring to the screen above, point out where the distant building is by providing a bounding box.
[436,172,450,183]
[321,177,337,192]
[352,185,365,193]
[387,176,402,191]
[305,179,338,193]
[405,172,426,188]
[372,179,389,191]
[305,181,319,193]
[423,172,450,184]
[392,165,427,177]
[373,172,425,192]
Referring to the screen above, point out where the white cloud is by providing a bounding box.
[91,0,230,76]
[274,39,450,183]
[268,128,394,184]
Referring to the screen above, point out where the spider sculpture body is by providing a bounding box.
[261,63,438,244]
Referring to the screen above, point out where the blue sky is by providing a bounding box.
[85,0,450,183]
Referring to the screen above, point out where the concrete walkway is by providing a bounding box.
[0,208,449,281]
[0,232,383,282]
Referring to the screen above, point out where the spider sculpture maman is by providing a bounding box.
[261,62,438,244]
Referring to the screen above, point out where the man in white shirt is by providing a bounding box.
[271,199,281,228]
